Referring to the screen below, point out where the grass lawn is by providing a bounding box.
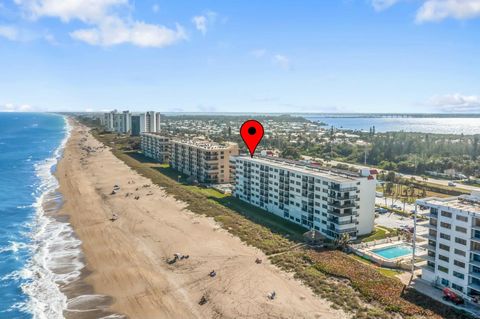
[85,128,474,319]
[358,226,398,243]
[349,254,402,278]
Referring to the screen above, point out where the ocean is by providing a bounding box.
[0,113,81,319]
[305,116,480,135]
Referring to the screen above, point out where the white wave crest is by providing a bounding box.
[20,116,83,319]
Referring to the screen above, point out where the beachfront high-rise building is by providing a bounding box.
[418,192,480,300]
[103,110,131,134]
[170,139,239,184]
[104,110,116,132]
[232,156,377,240]
[140,133,170,163]
[131,115,141,136]
[140,111,161,133]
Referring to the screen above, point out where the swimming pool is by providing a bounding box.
[371,245,413,260]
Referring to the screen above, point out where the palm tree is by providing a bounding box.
[335,233,351,251]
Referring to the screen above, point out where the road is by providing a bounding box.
[303,156,479,193]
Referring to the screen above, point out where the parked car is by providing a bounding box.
[442,288,464,305]
[448,181,456,187]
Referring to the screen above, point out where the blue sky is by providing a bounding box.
[1,0,480,113]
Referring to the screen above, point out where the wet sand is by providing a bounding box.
[55,119,348,319]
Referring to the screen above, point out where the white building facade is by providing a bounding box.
[418,192,480,300]
[232,156,376,240]
[103,110,131,134]
[170,139,239,184]
[140,133,170,163]
[140,111,161,133]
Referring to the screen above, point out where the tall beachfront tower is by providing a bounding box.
[232,156,377,240]
[140,111,161,133]
[418,192,480,301]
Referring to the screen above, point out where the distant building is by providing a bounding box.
[141,133,170,163]
[131,115,141,136]
[232,156,377,240]
[140,111,161,133]
[103,110,131,134]
[104,110,116,132]
[418,191,480,301]
[170,139,239,184]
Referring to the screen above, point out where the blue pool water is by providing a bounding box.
[372,245,413,260]
[0,113,72,318]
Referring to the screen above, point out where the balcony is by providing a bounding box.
[468,281,480,292]
[327,209,357,217]
[427,221,438,229]
[328,217,356,226]
[329,185,357,192]
[328,201,356,209]
[470,269,480,280]
[472,232,480,243]
[424,262,435,272]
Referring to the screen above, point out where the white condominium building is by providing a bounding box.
[103,110,131,134]
[418,191,480,300]
[232,156,377,240]
[170,139,239,184]
[140,133,170,163]
[140,111,161,133]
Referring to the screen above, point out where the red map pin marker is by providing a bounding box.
[240,120,264,157]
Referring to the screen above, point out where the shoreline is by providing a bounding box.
[53,119,346,318]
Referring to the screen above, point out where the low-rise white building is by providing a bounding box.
[232,156,377,240]
[418,191,480,300]
[170,139,239,184]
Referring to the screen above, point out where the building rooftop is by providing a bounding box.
[417,192,480,214]
[235,155,366,182]
[173,138,237,151]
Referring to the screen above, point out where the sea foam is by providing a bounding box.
[20,117,84,319]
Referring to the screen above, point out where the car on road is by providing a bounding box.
[448,181,456,187]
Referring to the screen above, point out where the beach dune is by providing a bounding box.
[56,120,347,319]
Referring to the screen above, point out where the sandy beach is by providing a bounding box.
[54,119,347,319]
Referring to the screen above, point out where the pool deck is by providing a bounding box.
[351,240,426,269]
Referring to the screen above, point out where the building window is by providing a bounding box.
[441,211,452,218]
[455,237,467,246]
[438,266,449,274]
[453,260,465,268]
[440,222,451,229]
[439,233,451,240]
[455,226,467,234]
[438,255,449,262]
[452,283,463,293]
[454,249,466,257]
[456,215,468,222]
[453,271,465,279]
[439,243,450,252]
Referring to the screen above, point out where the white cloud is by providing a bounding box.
[192,10,217,35]
[0,26,19,40]
[0,103,34,112]
[250,49,267,58]
[273,54,290,70]
[14,0,186,47]
[371,0,401,11]
[371,0,480,22]
[416,0,480,22]
[428,93,480,112]
[71,17,186,47]
[14,0,127,23]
